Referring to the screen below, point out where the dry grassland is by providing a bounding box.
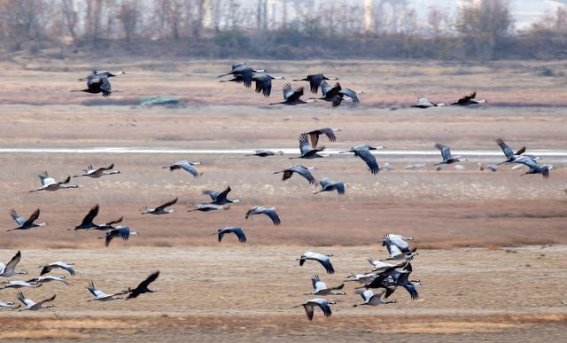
[0,58,566,342]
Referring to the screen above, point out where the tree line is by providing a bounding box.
[1,0,567,61]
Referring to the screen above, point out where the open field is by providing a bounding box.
[0,59,566,341]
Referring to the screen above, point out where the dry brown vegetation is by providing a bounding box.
[0,59,566,342]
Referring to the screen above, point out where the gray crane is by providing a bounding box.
[74,163,120,178]
[434,143,462,166]
[298,251,335,274]
[293,73,339,94]
[313,177,345,195]
[306,275,345,296]
[512,155,550,178]
[73,204,123,230]
[345,144,380,174]
[451,91,486,106]
[17,292,55,310]
[245,206,281,225]
[142,197,178,215]
[164,160,202,178]
[0,251,26,277]
[30,171,78,192]
[304,128,341,149]
[202,186,239,205]
[270,83,309,105]
[216,227,247,243]
[291,133,325,159]
[299,298,336,320]
[8,209,46,231]
[251,73,285,97]
[274,165,317,184]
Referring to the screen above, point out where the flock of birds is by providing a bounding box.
[0,64,553,318]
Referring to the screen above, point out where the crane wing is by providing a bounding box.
[80,204,100,227]
[23,209,40,227]
[156,197,178,211]
[10,209,25,226]
[496,138,515,160]
[5,251,22,273]
[352,147,379,174]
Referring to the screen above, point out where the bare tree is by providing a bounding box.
[61,0,78,43]
[0,0,49,51]
[118,0,140,42]
[457,0,512,60]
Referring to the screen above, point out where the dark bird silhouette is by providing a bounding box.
[216,227,247,243]
[304,128,341,149]
[245,206,281,225]
[125,271,160,299]
[314,177,345,195]
[252,74,285,97]
[202,186,239,205]
[293,73,339,94]
[74,164,120,178]
[274,165,316,184]
[345,144,380,174]
[270,83,309,105]
[245,149,283,157]
[142,197,178,215]
[40,261,76,276]
[451,91,486,106]
[73,204,123,230]
[316,81,361,107]
[102,227,137,247]
[8,209,46,231]
[77,74,113,97]
[188,204,230,212]
[291,133,325,159]
[218,63,265,88]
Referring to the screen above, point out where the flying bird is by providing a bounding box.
[0,251,26,277]
[353,289,396,307]
[307,275,346,296]
[293,73,339,94]
[202,186,239,205]
[142,197,178,215]
[16,292,56,310]
[188,203,230,212]
[298,251,335,274]
[40,261,76,276]
[0,301,19,309]
[434,143,462,166]
[304,128,340,149]
[451,91,486,106]
[412,97,443,108]
[79,69,124,81]
[251,73,285,97]
[101,227,137,247]
[30,171,78,192]
[496,138,527,164]
[271,83,310,105]
[1,280,42,289]
[245,149,283,157]
[74,164,120,178]
[27,275,69,286]
[245,206,281,225]
[8,209,46,231]
[125,271,160,299]
[274,165,316,184]
[299,298,335,320]
[87,282,126,301]
[164,160,202,177]
[218,63,265,88]
[291,133,325,159]
[345,144,380,174]
[73,204,123,231]
[313,177,345,195]
[73,74,113,97]
[216,227,247,243]
[512,155,550,178]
